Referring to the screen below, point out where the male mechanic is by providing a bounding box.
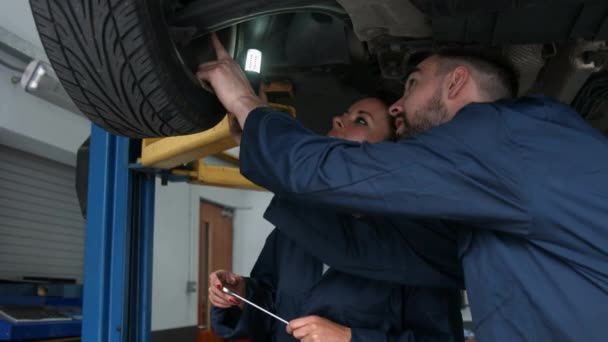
[197,34,608,341]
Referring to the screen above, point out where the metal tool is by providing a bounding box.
[222,286,288,325]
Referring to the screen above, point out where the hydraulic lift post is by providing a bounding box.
[82,124,155,342]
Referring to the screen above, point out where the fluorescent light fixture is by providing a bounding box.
[20,60,82,115]
[244,49,262,73]
[27,64,46,89]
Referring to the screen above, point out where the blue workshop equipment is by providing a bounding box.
[82,125,155,342]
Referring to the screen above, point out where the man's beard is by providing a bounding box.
[397,89,449,139]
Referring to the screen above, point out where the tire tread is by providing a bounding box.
[30,0,210,137]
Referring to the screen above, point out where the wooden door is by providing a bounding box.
[198,201,234,342]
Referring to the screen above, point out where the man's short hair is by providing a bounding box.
[434,48,519,101]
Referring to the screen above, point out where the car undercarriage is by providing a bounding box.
[30,0,608,136]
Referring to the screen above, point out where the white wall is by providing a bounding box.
[0,71,90,166]
[0,2,90,166]
[151,180,195,331]
[151,179,274,331]
[232,190,275,275]
[0,1,45,51]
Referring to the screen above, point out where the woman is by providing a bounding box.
[208,97,463,342]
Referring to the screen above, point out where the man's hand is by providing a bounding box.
[287,315,352,342]
[196,33,266,127]
[227,83,269,145]
[208,269,246,310]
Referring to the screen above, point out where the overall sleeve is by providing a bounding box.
[264,198,463,288]
[211,230,280,339]
[241,105,530,235]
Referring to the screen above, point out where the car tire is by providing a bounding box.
[573,71,608,135]
[30,0,226,137]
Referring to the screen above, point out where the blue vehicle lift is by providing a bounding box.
[82,125,155,342]
[81,102,292,341]
[80,123,251,341]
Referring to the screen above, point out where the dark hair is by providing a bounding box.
[357,94,399,141]
[373,89,401,108]
[434,48,519,100]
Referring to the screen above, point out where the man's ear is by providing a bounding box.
[445,66,470,99]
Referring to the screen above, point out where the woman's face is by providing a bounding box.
[327,98,393,143]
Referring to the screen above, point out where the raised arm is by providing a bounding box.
[242,105,530,235]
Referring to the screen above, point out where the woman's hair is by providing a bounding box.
[359,92,399,141]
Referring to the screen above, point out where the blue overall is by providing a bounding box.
[211,202,464,342]
[239,96,608,341]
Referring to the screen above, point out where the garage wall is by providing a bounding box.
[0,3,90,167]
[0,1,45,50]
[232,190,275,275]
[0,70,90,167]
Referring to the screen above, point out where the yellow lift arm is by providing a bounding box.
[139,102,296,190]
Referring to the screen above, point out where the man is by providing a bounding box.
[197,34,608,341]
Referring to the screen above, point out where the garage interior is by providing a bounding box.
[0,3,368,342]
[0,2,287,341]
[1,1,607,342]
[0,5,286,342]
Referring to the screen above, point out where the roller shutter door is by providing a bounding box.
[0,144,85,283]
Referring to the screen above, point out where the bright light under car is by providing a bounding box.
[245,49,262,73]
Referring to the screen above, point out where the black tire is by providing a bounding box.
[572,71,608,135]
[30,0,225,138]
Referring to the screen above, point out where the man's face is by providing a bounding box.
[389,56,450,138]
